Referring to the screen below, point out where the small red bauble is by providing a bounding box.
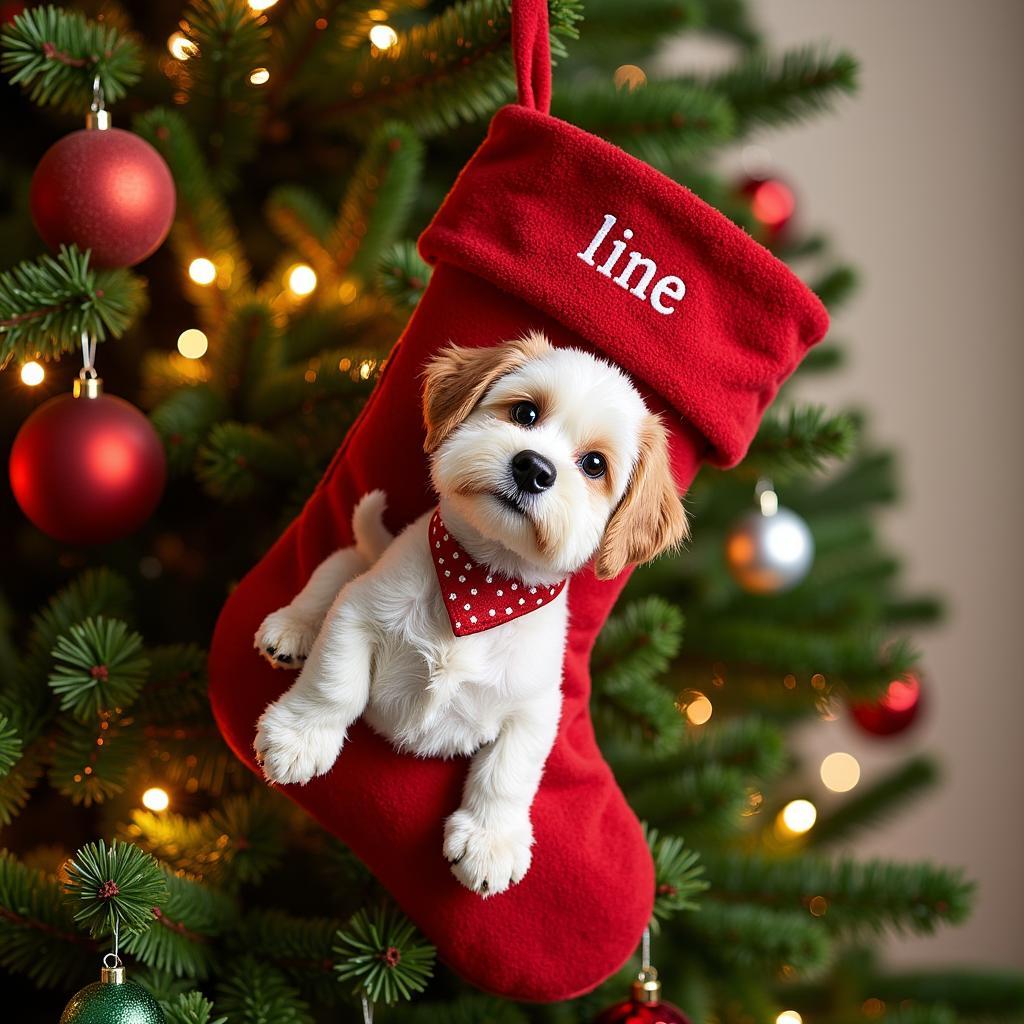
[593,969,691,1024]
[30,127,175,268]
[738,174,796,248]
[9,380,166,544]
[850,673,924,737]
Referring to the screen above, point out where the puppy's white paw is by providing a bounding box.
[443,808,533,897]
[254,700,344,785]
[255,608,320,669]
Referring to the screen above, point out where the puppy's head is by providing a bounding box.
[423,332,688,579]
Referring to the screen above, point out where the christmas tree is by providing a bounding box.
[1,2,1021,1022]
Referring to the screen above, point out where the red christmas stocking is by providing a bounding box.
[209,0,827,1001]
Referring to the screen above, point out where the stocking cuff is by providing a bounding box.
[420,105,829,467]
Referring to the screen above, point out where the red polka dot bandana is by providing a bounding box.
[430,509,567,637]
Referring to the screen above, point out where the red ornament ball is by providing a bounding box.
[30,128,175,268]
[593,998,691,1024]
[738,174,796,247]
[850,673,924,737]
[9,383,166,545]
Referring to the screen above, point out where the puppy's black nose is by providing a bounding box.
[511,450,557,494]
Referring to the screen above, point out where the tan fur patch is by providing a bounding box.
[593,415,689,580]
[422,333,551,453]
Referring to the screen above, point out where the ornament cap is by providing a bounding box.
[73,375,103,399]
[86,109,112,131]
[100,953,124,984]
[632,966,662,1004]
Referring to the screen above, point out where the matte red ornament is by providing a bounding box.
[850,673,924,737]
[738,174,797,248]
[30,127,175,268]
[9,380,166,544]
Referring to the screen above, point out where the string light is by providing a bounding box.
[286,263,318,297]
[778,799,817,836]
[142,787,170,812]
[776,1012,802,1024]
[248,0,279,9]
[188,257,217,286]
[677,689,713,725]
[613,64,647,91]
[177,328,209,359]
[249,67,271,85]
[20,361,45,386]
[369,24,399,50]
[820,751,861,793]
[167,31,196,60]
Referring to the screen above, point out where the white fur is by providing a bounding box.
[254,337,654,896]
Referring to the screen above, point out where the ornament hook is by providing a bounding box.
[74,331,102,398]
[87,73,111,130]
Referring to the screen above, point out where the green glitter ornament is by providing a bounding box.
[60,955,165,1024]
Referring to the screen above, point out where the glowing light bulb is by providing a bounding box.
[678,690,713,725]
[287,263,318,296]
[188,257,217,285]
[820,751,861,793]
[167,31,196,60]
[779,799,817,835]
[20,361,45,386]
[177,328,209,360]
[248,0,279,10]
[369,24,398,50]
[613,64,647,91]
[142,787,170,812]
[777,1012,802,1024]
[249,67,270,85]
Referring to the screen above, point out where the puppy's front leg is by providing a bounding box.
[255,578,377,785]
[443,692,560,897]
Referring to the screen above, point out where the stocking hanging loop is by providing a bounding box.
[512,0,552,113]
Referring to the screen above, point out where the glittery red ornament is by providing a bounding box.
[850,673,924,737]
[593,969,691,1024]
[738,174,797,248]
[30,127,175,268]
[9,380,166,544]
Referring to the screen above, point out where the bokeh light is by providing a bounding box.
[249,67,270,85]
[142,787,170,812]
[286,263,318,296]
[167,32,196,60]
[776,1013,802,1024]
[20,361,45,386]
[779,799,817,836]
[820,751,861,792]
[369,24,399,50]
[613,64,647,91]
[188,257,217,286]
[177,328,209,360]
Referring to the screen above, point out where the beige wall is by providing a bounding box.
[666,0,1024,968]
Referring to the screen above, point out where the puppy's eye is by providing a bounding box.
[510,401,539,427]
[580,452,606,479]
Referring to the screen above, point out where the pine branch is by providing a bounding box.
[704,853,973,938]
[196,422,301,501]
[48,710,143,806]
[872,968,1024,1020]
[242,909,342,1005]
[122,869,236,979]
[63,839,168,939]
[150,386,231,476]
[811,264,859,310]
[686,902,831,972]
[570,0,704,50]
[553,80,735,169]
[329,122,425,284]
[162,991,228,1024]
[177,0,271,186]
[49,617,149,722]
[265,186,336,284]
[0,850,97,988]
[646,825,708,931]
[377,240,432,311]
[334,905,436,1004]
[246,349,376,421]
[809,755,940,848]
[0,714,22,778]
[1,5,142,112]
[0,246,145,367]
[741,406,858,477]
[795,342,845,374]
[136,644,210,722]
[626,761,750,833]
[592,597,685,750]
[0,743,44,826]
[697,0,761,46]
[125,791,287,891]
[698,46,858,133]
[307,0,582,136]
[217,955,314,1024]
[403,995,531,1024]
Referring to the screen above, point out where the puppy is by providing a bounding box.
[253,332,687,896]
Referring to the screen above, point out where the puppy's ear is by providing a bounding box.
[422,333,550,453]
[594,415,689,580]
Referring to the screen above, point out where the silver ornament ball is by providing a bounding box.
[725,505,814,594]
